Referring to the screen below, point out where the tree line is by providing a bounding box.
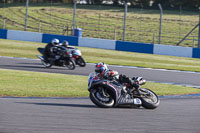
[0,0,66,2]
[0,0,199,9]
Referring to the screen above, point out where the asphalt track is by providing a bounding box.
[0,56,200,133]
[0,97,200,133]
[0,56,200,87]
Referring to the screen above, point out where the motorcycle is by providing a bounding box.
[67,46,86,67]
[88,72,160,109]
[36,46,76,70]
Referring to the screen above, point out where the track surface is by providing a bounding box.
[0,56,200,87]
[1,56,200,133]
[0,97,200,133]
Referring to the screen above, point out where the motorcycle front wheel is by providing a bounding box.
[90,88,115,108]
[139,88,160,109]
[66,58,76,70]
[76,56,86,67]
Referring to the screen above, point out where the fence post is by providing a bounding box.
[98,5,101,38]
[72,0,76,36]
[24,0,29,31]
[178,5,182,40]
[114,26,116,40]
[152,32,155,44]
[193,36,195,48]
[123,0,128,41]
[67,26,69,35]
[198,8,200,48]
[38,22,41,33]
[158,4,163,44]
[62,26,66,35]
[2,19,6,29]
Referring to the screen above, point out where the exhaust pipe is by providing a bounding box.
[36,55,44,61]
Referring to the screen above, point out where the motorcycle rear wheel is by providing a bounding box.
[90,89,115,108]
[41,60,52,68]
[66,58,76,70]
[139,88,160,109]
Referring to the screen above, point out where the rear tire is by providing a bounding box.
[66,58,76,70]
[90,89,115,108]
[41,60,52,68]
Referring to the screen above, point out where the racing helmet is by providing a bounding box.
[62,40,69,47]
[95,62,108,74]
[51,38,59,46]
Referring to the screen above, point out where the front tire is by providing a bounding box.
[89,88,115,108]
[139,88,160,109]
[76,56,86,67]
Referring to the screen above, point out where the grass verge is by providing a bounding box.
[0,39,200,72]
[0,69,200,97]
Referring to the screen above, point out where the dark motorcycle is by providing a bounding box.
[88,72,160,109]
[36,46,76,70]
[67,46,86,67]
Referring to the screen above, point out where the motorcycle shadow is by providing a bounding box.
[17,102,97,108]
[17,102,145,109]
[116,105,145,110]
[17,62,72,70]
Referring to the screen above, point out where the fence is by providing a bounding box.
[0,1,199,47]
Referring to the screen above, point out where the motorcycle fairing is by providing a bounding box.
[37,48,44,55]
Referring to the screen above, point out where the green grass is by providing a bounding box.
[0,39,200,72]
[0,69,200,97]
[0,69,88,97]
[0,3,199,46]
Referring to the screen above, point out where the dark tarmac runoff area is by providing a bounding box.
[0,97,200,133]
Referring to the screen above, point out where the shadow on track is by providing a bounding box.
[17,102,97,108]
[0,65,44,69]
[17,102,145,109]
[0,64,68,70]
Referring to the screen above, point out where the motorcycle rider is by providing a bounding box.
[60,40,76,50]
[62,40,69,48]
[94,62,140,91]
[44,38,60,61]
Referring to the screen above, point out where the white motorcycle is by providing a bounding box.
[67,46,86,67]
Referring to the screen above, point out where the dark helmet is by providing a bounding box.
[62,40,69,47]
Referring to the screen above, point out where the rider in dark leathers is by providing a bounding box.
[44,38,59,61]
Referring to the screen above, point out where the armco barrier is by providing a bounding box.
[78,37,116,50]
[7,30,43,42]
[42,34,78,46]
[0,29,7,39]
[116,41,154,54]
[154,44,193,58]
[193,48,200,58]
[0,29,200,59]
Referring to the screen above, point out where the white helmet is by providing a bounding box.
[51,38,59,46]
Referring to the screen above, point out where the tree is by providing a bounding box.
[152,0,200,9]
